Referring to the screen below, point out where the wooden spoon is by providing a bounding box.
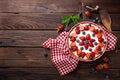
[99,10,112,32]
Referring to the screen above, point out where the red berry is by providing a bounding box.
[90,39,95,42]
[103,63,109,69]
[98,38,104,43]
[75,29,80,34]
[84,25,89,30]
[85,11,91,17]
[96,64,103,70]
[70,37,76,42]
[84,44,88,50]
[91,52,95,58]
[80,36,85,41]
[81,52,86,58]
[86,34,91,40]
[96,46,101,51]
[58,25,64,31]
[93,29,98,34]
[79,41,84,46]
[103,57,109,63]
[89,42,94,47]
[73,46,78,51]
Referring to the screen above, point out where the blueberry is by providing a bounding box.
[88,23,92,27]
[99,29,103,32]
[90,56,93,60]
[92,34,95,37]
[89,48,92,52]
[80,47,84,50]
[85,40,89,44]
[103,41,107,44]
[82,31,86,35]
[76,39,80,43]
[70,47,73,50]
[75,26,79,29]
[94,42,98,45]
[64,27,69,32]
[69,35,72,38]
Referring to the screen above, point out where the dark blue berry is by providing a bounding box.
[103,41,107,44]
[76,39,80,43]
[88,23,92,27]
[92,34,95,37]
[92,19,97,23]
[95,17,99,20]
[94,42,98,45]
[82,31,86,35]
[99,29,103,32]
[89,48,92,52]
[75,26,79,29]
[90,56,93,60]
[98,19,101,24]
[80,47,84,50]
[85,40,89,44]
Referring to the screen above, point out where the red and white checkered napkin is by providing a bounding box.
[42,26,117,76]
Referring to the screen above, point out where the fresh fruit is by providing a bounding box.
[90,26,95,31]
[75,29,80,34]
[86,53,91,59]
[98,38,104,43]
[80,47,84,50]
[103,63,109,69]
[89,48,92,52]
[93,29,98,34]
[90,39,95,42]
[71,33,77,37]
[103,57,109,63]
[81,52,86,58]
[96,46,101,51]
[70,42,76,47]
[92,19,97,23]
[79,26,84,30]
[94,42,98,45]
[80,36,85,41]
[57,25,64,31]
[86,34,91,40]
[76,39,80,43]
[73,46,78,51]
[96,64,103,70]
[85,11,91,17]
[84,44,89,50]
[94,49,98,54]
[77,50,82,55]
[91,52,95,58]
[70,37,76,42]
[98,43,104,47]
[82,31,86,35]
[84,25,89,30]
[97,33,102,38]
[85,40,89,44]
[89,42,94,47]
[79,41,84,46]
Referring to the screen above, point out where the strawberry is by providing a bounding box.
[80,36,85,41]
[103,57,109,63]
[96,46,101,51]
[70,37,76,42]
[96,64,103,70]
[98,38,104,43]
[79,41,84,46]
[91,52,95,58]
[75,29,80,34]
[77,50,82,55]
[81,52,86,58]
[93,29,98,34]
[73,46,78,51]
[86,34,91,40]
[103,63,109,69]
[84,44,88,50]
[90,39,95,42]
[89,42,94,47]
[84,25,89,30]
[86,53,91,59]
[85,11,91,17]
[57,25,64,31]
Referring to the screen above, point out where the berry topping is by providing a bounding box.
[89,42,94,47]
[80,36,86,41]
[93,29,98,34]
[103,63,109,69]
[86,34,91,40]
[98,38,104,43]
[92,19,97,23]
[79,26,84,30]
[75,29,80,34]
[86,53,91,59]
[71,33,77,37]
[89,48,92,52]
[79,41,85,46]
[77,50,82,55]
[99,29,103,32]
[91,52,95,58]
[70,42,76,47]
[103,41,107,44]
[88,23,92,27]
[73,46,78,51]
[80,47,84,50]
[85,11,91,17]
[98,43,104,47]
[90,39,95,42]
[81,52,86,58]
[70,37,76,42]
[84,25,89,30]
[97,33,102,38]
[96,46,101,51]
[85,40,89,44]
[76,39,80,43]
[94,42,98,45]
[75,26,79,29]
[90,26,95,31]
[92,33,95,37]
[84,44,89,50]
[82,31,86,35]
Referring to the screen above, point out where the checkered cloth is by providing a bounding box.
[42,25,117,76]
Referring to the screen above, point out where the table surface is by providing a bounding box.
[0,0,119,80]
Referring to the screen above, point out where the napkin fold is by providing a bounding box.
[42,25,117,76]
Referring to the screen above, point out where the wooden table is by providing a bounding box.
[0,0,119,80]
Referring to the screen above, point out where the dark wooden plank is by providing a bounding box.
[0,68,119,80]
[0,0,81,13]
[0,47,119,68]
[0,30,119,48]
[0,13,119,30]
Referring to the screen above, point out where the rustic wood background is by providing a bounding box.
[0,0,119,80]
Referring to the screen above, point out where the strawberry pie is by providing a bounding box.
[68,21,107,62]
